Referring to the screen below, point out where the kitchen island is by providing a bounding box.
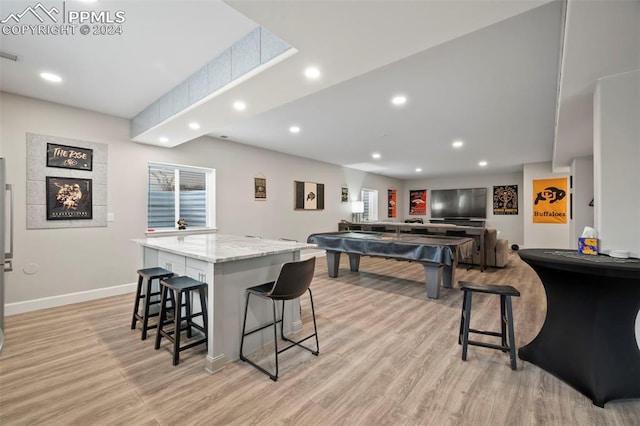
[132,234,316,374]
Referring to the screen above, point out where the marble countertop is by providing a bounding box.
[132,234,316,263]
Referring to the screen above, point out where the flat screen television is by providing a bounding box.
[430,187,487,219]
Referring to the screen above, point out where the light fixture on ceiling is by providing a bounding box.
[304,66,321,80]
[391,95,407,106]
[188,122,200,130]
[159,137,169,143]
[452,140,464,148]
[479,161,488,167]
[40,72,62,83]
[289,125,300,134]
[415,168,422,172]
[233,101,246,111]
[372,152,381,159]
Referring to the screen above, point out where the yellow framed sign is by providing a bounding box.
[532,178,567,223]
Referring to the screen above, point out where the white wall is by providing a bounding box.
[522,162,571,249]
[0,92,402,310]
[570,156,594,248]
[402,171,524,246]
[594,70,640,258]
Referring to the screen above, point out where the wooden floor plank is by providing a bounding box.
[1,251,639,425]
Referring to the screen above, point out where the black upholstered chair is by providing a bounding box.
[239,256,319,381]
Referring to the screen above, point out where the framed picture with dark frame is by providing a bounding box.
[294,181,325,210]
[46,176,93,220]
[254,177,267,200]
[46,143,93,171]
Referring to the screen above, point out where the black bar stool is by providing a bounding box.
[458,281,520,370]
[131,267,175,340]
[240,257,319,381]
[155,276,208,366]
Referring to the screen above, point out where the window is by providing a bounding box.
[147,162,215,229]
[361,188,378,221]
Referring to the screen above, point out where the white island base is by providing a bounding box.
[135,235,316,373]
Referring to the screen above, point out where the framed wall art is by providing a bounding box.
[493,185,518,215]
[388,189,397,218]
[341,186,349,203]
[46,176,93,220]
[294,181,325,210]
[47,143,93,171]
[254,174,267,200]
[409,189,427,215]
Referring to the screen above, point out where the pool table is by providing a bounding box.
[307,231,475,299]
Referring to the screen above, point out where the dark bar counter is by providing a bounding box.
[517,248,640,407]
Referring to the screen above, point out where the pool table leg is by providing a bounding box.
[325,251,341,277]
[348,254,361,272]
[422,264,443,299]
[442,259,458,289]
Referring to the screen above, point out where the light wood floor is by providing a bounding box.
[1,251,639,425]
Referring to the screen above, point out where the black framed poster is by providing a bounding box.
[46,176,93,220]
[47,143,93,171]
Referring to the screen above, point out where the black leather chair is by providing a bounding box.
[239,257,319,381]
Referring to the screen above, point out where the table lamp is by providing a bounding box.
[351,201,364,223]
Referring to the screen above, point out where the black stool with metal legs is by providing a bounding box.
[458,281,520,370]
[155,276,208,366]
[239,257,319,381]
[131,267,175,340]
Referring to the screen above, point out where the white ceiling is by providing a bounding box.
[0,0,258,117]
[1,1,638,180]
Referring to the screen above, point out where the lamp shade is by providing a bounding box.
[351,201,364,213]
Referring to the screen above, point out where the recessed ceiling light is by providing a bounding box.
[40,72,62,83]
[391,95,407,106]
[289,126,300,134]
[188,122,200,130]
[452,140,464,148]
[372,152,381,159]
[233,101,246,111]
[159,137,169,143]
[415,168,422,172]
[304,66,321,80]
[479,161,488,167]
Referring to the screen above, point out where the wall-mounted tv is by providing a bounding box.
[430,187,487,219]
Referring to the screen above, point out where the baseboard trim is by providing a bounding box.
[5,251,325,316]
[6,282,137,316]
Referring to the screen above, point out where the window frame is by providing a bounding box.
[361,188,379,222]
[147,161,216,231]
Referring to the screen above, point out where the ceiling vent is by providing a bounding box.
[0,51,18,62]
